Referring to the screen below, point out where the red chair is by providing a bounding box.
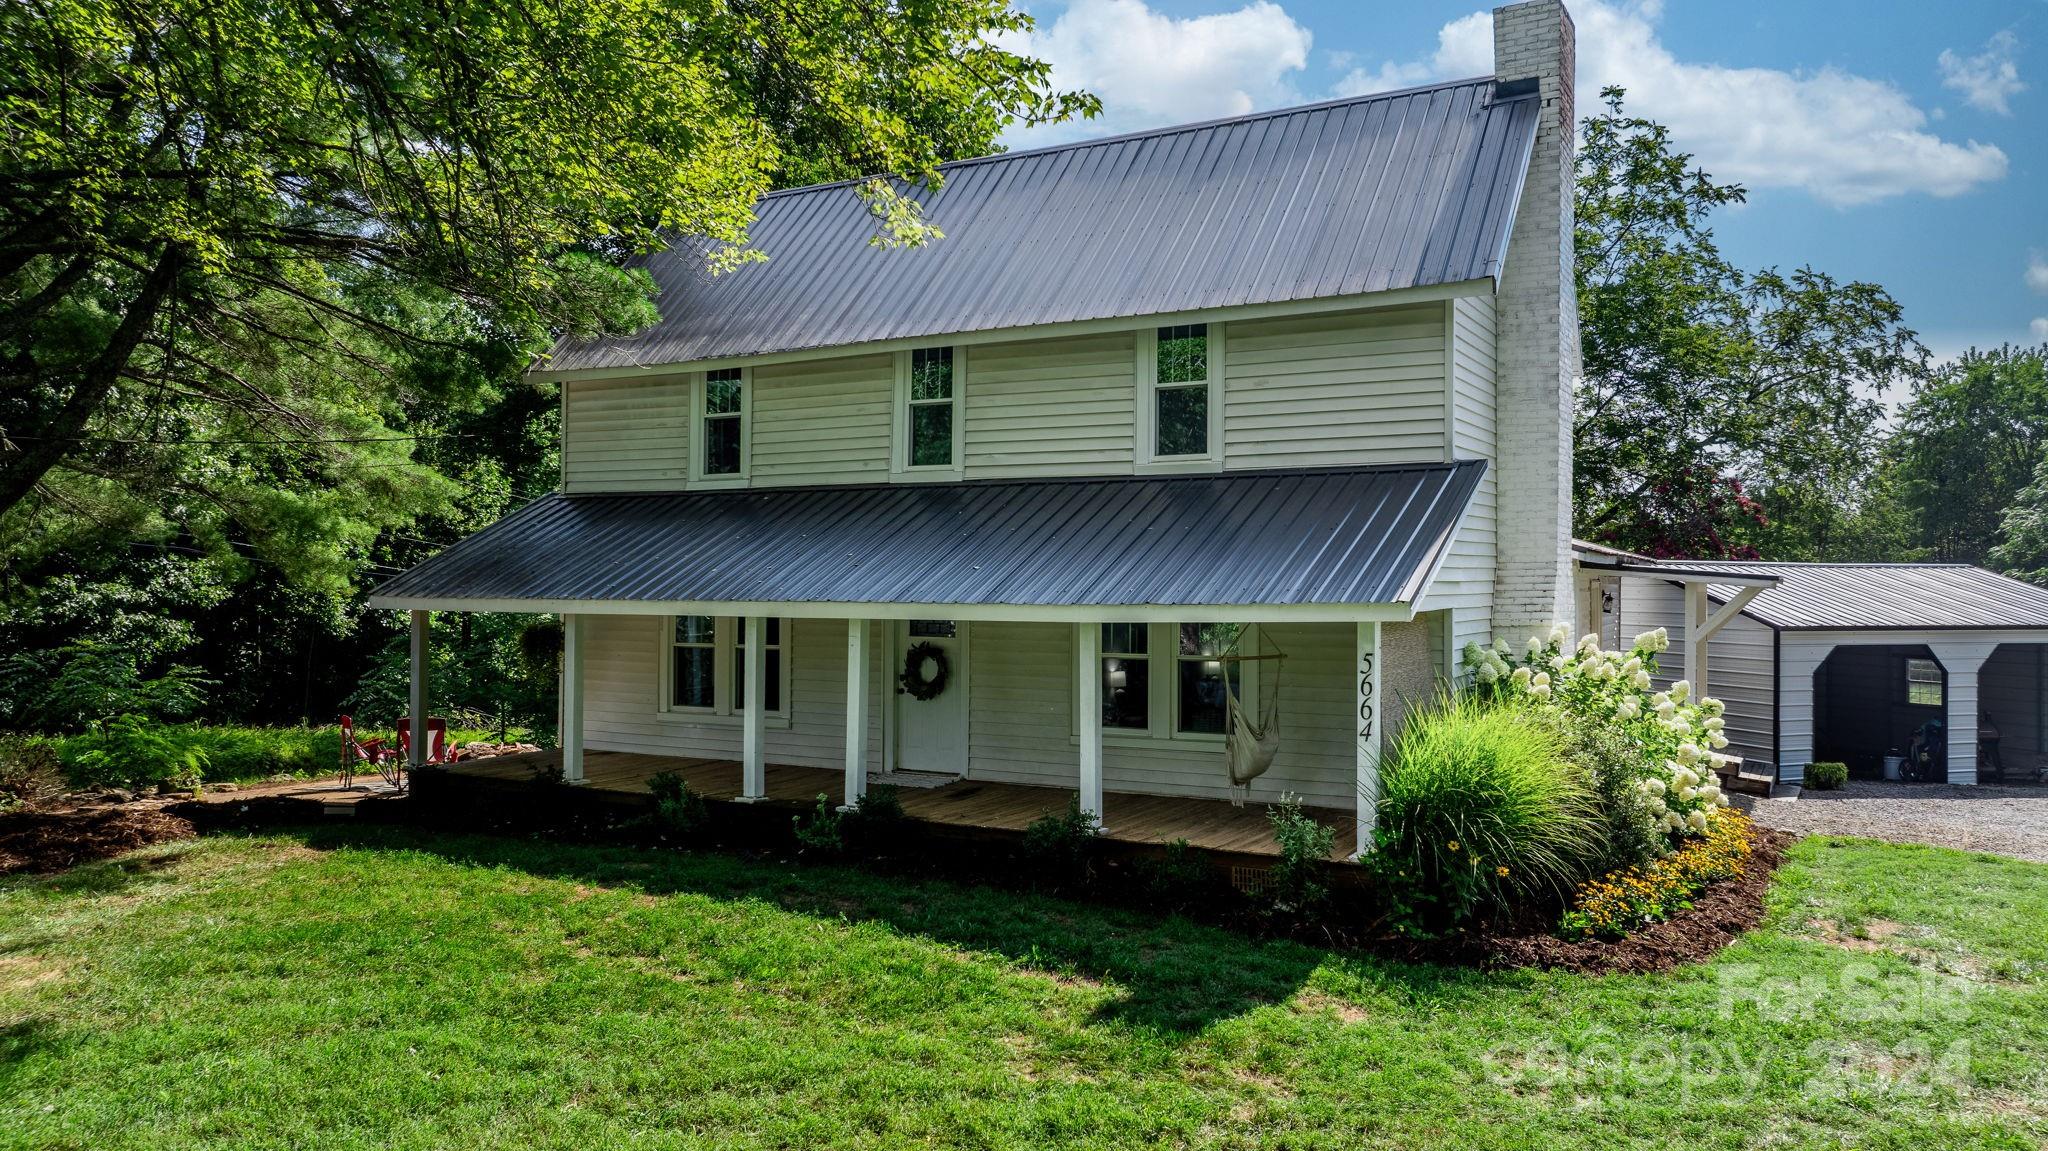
[338,714,400,789]
[394,716,448,772]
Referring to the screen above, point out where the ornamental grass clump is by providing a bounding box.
[1368,696,1600,935]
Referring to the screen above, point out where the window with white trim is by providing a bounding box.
[660,616,790,719]
[1100,623,1150,731]
[1905,657,1943,707]
[1077,622,1254,742]
[1176,622,1241,734]
[906,347,956,467]
[697,367,746,478]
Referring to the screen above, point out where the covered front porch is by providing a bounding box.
[440,748,1353,859]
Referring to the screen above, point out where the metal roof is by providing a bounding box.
[1664,562,2048,632]
[541,78,1537,375]
[368,462,1485,612]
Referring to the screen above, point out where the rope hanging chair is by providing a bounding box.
[1219,631,1285,804]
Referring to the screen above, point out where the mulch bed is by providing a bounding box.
[0,799,198,877]
[1419,824,1795,975]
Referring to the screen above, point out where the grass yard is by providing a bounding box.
[2,826,2045,1150]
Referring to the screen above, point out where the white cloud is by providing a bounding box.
[2027,252,2048,295]
[2032,317,2048,341]
[1001,0,1312,146]
[1939,31,2025,116]
[1344,1,2008,207]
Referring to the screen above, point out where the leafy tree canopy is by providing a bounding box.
[1,0,1094,605]
[1887,343,2048,567]
[1573,87,1926,558]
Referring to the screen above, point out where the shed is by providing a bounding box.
[1576,554,2048,786]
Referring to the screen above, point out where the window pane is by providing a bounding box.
[1157,324,1208,384]
[1178,623,1242,658]
[910,347,954,401]
[908,620,956,638]
[674,616,715,645]
[1103,655,1149,730]
[705,369,743,414]
[671,647,714,709]
[1101,623,1147,655]
[735,649,781,712]
[909,402,953,467]
[705,414,742,475]
[1906,658,1943,707]
[1177,656,1237,734]
[1156,384,1207,457]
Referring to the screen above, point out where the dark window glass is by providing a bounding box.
[1156,324,1208,384]
[910,347,954,400]
[1156,384,1207,457]
[705,369,743,413]
[671,615,716,709]
[705,414,742,475]
[909,403,953,467]
[1101,624,1149,730]
[1176,623,1241,734]
[908,620,956,638]
[734,619,784,713]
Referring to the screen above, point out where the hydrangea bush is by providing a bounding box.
[1463,624,1733,839]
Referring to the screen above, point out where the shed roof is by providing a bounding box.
[367,462,1484,613]
[540,78,1537,375]
[1670,562,2048,632]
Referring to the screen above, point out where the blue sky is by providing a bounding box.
[1001,0,2047,367]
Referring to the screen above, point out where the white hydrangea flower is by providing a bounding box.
[1664,811,1684,830]
[1510,666,1532,687]
[1708,733,1729,750]
[1529,683,1551,701]
[1703,716,1725,732]
[1475,663,1499,684]
[1669,679,1691,703]
[1632,669,1652,690]
[1687,810,1709,832]
[1549,622,1571,645]
[1675,743,1701,765]
[1526,636,1543,658]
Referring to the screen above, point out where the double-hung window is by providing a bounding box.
[662,616,789,719]
[1905,657,1943,707]
[697,367,746,479]
[897,346,962,473]
[1081,622,1252,742]
[1176,623,1242,735]
[1099,624,1150,731]
[1144,323,1220,463]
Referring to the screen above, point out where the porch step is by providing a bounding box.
[1712,764,1777,797]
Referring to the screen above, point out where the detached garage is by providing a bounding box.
[1576,552,2048,786]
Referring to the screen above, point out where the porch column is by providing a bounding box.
[559,613,586,784]
[1931,641,1997,785]
[408,610,430,771]
[842,619,870,811]
[1776,639,1836,787]
[739,614,768,801]
[1076,622,1105,831]
[1683,579,1764,699]
[1353,620,1383,859]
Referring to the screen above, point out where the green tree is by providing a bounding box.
[1573,88,1925,558]
[1,0,1094,595]
[1991,453,2048,586]
[1888,344,2048,566]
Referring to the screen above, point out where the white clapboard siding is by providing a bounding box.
[560,377,691,492]
[580,615,885,769]
[964,332,1136,477]
[1617,575,1779,769]
[1421,295,1498,658]
[750,353,895,486]
[1222,304,1447,468]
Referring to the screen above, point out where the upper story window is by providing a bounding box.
[1141,323,1221,466]
[896,346,962,474]
[698,367,746,478]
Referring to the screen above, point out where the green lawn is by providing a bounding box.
[2,827,2045,1150]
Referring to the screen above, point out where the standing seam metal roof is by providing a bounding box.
[541,78,1537,374]
[366,462,1486,610]
[1666,562,2048,631]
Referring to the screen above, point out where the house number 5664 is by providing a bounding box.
[1356,651,1376,740]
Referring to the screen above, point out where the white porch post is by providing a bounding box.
[842,619,870,811]
[559,613,586,784]
[1353,620,1383,859]
[1931,641,1997,785]
[739,614,768,801]
[408,610,430,771]
[1776,639,1836,787]
[1076,622,1104,831]
[1683,580,1763,699]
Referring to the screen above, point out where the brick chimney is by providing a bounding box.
[1490,0,1580,646]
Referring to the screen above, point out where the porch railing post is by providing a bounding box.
[1353,619,1383,860]
[1077,622,1105,832]
[409,609,430,772]
[740,614,768,801]
[843,619,869,810]
[559,613,586,784]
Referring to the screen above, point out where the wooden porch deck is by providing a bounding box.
[442,750,1352,860]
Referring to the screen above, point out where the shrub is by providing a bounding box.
[646,770,708,840]
[844,784,909,852]
[0,733,62,812]
[0,642,211,732]
[1559,718,1668,875]
[793,793,846,857]
[1266,795,1337,918]
[1559,809,1754,940]
[1366,697,1599,936]
[1022,794,1099,888]
[1137,838,1216,912]
[180,726,336,780]
[60,715,209,792]
[1806,760,1848,791]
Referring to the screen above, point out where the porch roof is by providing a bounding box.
[367,461,1484,616]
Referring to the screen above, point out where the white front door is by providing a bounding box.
[896,620,969,774]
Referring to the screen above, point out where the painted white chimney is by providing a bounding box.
[1489,0,1581,647]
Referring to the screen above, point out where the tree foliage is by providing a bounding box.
[1573,88,1926,558]
[1887,344,2048,567]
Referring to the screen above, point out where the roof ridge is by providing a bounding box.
[754,75,1505,204]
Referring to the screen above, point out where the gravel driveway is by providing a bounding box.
[1741,781,2048,864]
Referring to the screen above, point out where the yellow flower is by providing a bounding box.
[1496,866,1510,877]
[1447,841,1460,852]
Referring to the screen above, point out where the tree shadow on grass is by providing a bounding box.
[254,820,1505,1037]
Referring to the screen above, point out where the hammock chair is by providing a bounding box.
[1221,632,1285,804]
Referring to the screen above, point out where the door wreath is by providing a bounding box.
[900,641,951,700]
